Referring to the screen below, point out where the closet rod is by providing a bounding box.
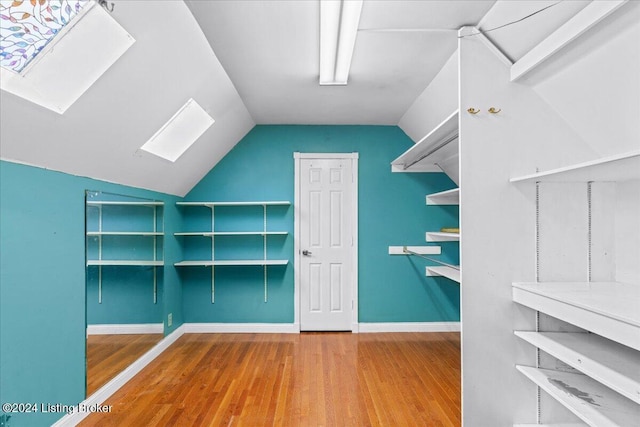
[403,133,458,170]
[403,248,460,270]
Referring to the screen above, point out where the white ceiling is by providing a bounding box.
[186,0,495,124]
[1,0,592,196]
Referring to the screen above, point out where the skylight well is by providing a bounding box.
[1,0,91,73]
[139,98,215,163]
[0,0,134,114]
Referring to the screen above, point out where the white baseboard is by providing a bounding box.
[53,325,185,427]
[86,323,164,335]
[184,322,299,334]
[358,322,460,333]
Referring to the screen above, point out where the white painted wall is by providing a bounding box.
[398,51,458,142]
[460,2,640,424]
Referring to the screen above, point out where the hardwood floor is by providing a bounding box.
[81,332,460,426]
[86,334,164,396]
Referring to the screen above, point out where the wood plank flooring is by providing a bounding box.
[81,332,460,426]
[86,334,164,396]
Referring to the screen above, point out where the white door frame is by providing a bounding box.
[293,152,359,333]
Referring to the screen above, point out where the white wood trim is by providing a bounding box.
[293,152,359,332]
[511,0,628,82]
[359,322,460,333]
[388,246,441,255]
[183,323,299,334]
[52,325,185,427]
[294,152,359,159]
[86,323,163,335]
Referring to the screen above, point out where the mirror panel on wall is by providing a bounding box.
[85,191,165,397]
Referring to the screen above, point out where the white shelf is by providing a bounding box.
[87,260,163,266]
[426,266,460,283]
[516,366,640,426]
[512,282,640,351]
[87,231,163,236]
[515,331,640,403]
[388,246,441,255]
[87,201,164,207]
[510,150,640,183]
[177,201,290,207]
[174,231,287,237]
[174,260,289,267]
[426,188,459,205]
[426,231,460,242]
[391,110,459,172]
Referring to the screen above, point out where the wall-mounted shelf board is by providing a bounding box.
[87,232,164,236]
[426,188,459,205]
[177,201,290,207]
[512,282,640,351]
[391,110,459,172]
[87,260,164,266]
[426,266,460,283]
[426,232,460,242]
[175,260,288,267]
[388,246,441,255]
[514,331,640,403]
[510,150,640,183]
[87,201,164,207]
[516,366,640,426]
[174,231,287,237]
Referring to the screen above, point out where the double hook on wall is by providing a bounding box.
[467,107,501,114]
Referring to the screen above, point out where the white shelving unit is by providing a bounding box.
[510,151,640,425]
[391,110,459,178]
[174,201,290,303]
[86,199,164,304]
[426,266,461,283]
[514,331,640,403]
[513,282,640,351]
[426,188,459,205]
[426,231,459,242]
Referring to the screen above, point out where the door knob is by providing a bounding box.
[302,250,312,256]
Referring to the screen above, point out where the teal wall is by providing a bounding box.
[0,161,183,426]
[184,125,460,323]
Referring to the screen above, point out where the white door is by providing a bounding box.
[297,154,357,331]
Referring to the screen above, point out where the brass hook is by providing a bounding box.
[467,108,480,115]
[488,107,501,114]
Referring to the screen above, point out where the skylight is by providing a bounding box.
[140,99,215,163]
[1,0,91,74]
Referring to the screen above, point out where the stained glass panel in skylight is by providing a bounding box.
[0,0,91,73]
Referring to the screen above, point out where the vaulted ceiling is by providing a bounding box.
[0,0,591,196]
